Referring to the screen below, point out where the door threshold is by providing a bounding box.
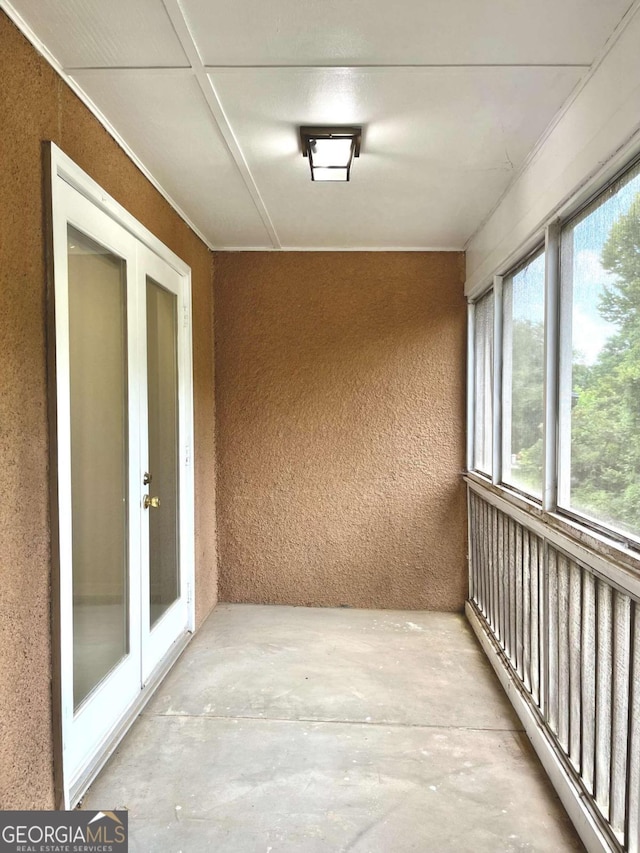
[67,630,193,809]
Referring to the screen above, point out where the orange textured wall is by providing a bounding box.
[215,252,467,611]
[0,12,217,809]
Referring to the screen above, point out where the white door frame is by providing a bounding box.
[47,143,195,808]
[52,182,143,797]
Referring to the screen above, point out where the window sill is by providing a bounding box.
[464,471,640,582]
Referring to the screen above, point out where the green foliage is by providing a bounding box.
[564,192,640,534]
[509,320,544,492]
[507,190,640,536]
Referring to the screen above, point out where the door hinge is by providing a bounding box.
[183,303,189,328]
[185,443,191,467]
[186,582,192,604]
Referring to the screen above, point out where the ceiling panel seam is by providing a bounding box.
[63,67,195,74]
[462,0,640,252]
[64,63,593,72]
[0,0,217,250]
[201,63,592,71]
[161,0,281,248]
[214,246,464,252]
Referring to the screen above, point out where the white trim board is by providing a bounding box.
[51,144,190,273]
[463,0,640,257]
[464,0,640,296]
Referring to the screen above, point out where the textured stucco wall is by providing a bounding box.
[215,252,467,611]
[0,12,217,809]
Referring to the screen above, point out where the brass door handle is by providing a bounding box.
[143,495,161,509]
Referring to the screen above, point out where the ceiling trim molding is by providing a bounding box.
[160,0,281,248]
[462,0,640,251]
[0,0,217,251]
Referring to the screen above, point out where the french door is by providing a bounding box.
[50,148,194,804]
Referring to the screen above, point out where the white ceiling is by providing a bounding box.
[4,0,636,249]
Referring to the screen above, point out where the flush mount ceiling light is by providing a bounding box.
[300,126,362,182]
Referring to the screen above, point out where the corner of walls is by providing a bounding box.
[194,246,219,628]
[211,250,226,616]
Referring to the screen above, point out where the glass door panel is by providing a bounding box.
[67,226,129,710]
[52,154,193,803]
[54,178,142,795]
[146,277,180,628]
[140,245,191,683]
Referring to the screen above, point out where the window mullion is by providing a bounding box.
[492,275,504,486]
[542,222,561,512]
[467,301,475,472]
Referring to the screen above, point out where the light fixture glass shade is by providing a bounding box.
[300,126,362,182]
[312,167,350,182]
[312,166,349,181]
[310,138,353,168]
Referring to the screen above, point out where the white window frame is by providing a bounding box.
[467,151,640,555]
[499,245,548,502]
[470,287,496,479]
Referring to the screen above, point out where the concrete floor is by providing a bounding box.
[82,604,584,852]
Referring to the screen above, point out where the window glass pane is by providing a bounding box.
[473,290,494,474]
[146,277,180,628]
[68,226,129,710]
[559,161,640,539]
[502,251,545,497]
